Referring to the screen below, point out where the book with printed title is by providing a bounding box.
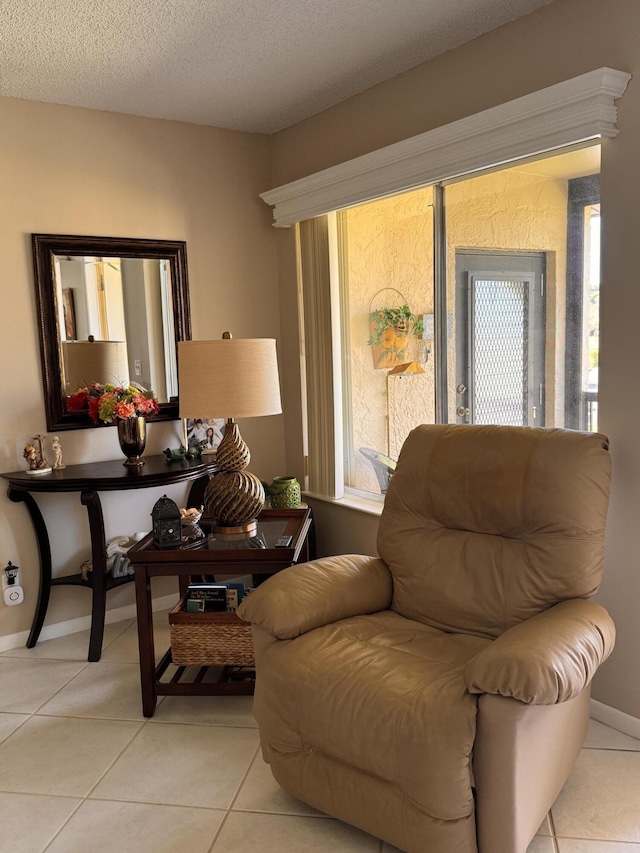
[185,581,249,613]
[187,583,227,612]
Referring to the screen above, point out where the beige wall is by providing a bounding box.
[271,0,640,718]
[0,97,285,641]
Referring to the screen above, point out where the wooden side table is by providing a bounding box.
[128,507,312,717]
[1,455,218,661]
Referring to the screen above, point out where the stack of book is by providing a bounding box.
[185,581,251,613]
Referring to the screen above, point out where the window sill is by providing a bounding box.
[303,490,384,518]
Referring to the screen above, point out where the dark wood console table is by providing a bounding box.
[1,455,219,662]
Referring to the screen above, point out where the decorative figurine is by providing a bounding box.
[163,445,188,462]
[23,434,52,475]
[23,443,37,469]
[52,435,65,469]
[80,559,93,582]
[185,440,207,459]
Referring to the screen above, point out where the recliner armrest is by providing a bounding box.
[463,599,615,704]
[237,554,393,639]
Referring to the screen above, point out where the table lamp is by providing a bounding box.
[178,333,282,535]
[62,337,130,392]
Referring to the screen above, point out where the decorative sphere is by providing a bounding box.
[204,471,265,526]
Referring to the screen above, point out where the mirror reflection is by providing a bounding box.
[55,255,177,402]
[32,234,190,432]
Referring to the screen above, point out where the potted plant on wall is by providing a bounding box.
[368,290,424,369]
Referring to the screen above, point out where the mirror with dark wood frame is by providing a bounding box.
[32,234,191,432]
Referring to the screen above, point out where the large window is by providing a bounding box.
[311,146,601,498]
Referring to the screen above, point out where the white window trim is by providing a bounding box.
[303,489,384,518]
[261,68,630,228]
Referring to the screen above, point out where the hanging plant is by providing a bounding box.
[368,295,424,369]
[368,305,424,346]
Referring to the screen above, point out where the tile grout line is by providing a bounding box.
[8,659,92,717]
[39,797,86,853]
[227,743,262,810]
[0,711,34,747]
[0,649,124,853]
[81,717,147,798]
[207,808,232,853]
[206,743,262,853]
[37,699,150,852]
[0,617,134,663]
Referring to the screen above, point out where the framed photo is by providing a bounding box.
[183,418,225,454]
[62,288,77,340]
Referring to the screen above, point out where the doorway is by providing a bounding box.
[454,250,546,426]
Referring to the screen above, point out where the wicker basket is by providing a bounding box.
[168,598,254,667]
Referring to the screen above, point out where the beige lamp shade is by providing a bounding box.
[62,340,130,392]
[178,337,282,419]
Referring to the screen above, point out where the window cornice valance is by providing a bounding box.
[261,67,630,227]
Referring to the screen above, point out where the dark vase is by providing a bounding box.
[117,416,147,467]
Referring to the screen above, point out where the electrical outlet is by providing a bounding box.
[134,359,142,376]
[4,586,24,605]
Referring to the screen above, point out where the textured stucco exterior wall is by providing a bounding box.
[344,187,434,492]
[344,161,572,492]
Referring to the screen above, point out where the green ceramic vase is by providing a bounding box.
[267,476,301,509]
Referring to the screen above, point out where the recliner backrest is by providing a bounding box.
[377,424,611,639]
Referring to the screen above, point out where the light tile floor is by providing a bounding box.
[1,615,639,853]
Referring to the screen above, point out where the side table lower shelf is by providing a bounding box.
[154,647,256,699]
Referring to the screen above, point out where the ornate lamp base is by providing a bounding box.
[204,468,265,534]
[213,520,259,536]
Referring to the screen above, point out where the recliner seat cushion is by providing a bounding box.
[253,610,491,820]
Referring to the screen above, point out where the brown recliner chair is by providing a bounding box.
[238,425,615,853]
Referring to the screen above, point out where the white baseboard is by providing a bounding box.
[590,699,640,740]
[0,593,178,654]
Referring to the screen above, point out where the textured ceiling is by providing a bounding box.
[0,0,555,134]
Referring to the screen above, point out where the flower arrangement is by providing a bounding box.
[67,383,159,425]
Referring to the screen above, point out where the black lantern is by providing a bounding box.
[151,495,182,549]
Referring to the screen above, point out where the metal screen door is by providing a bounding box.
[455,252,545,426]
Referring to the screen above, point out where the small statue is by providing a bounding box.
[52,435,65,470]
[163,445,188,462]
[80,559,93,582]
[23,435,52,475]
[23,443,38,469]
[185,440,207,459]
